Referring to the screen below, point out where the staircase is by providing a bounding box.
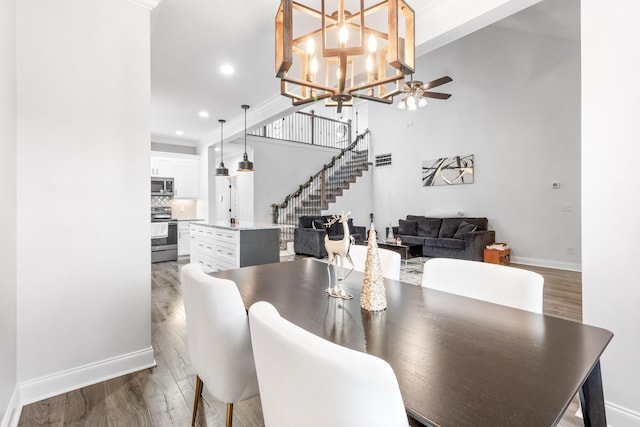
[272,130,371,247]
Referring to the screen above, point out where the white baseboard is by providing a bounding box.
[0,387,21,427]
[19,346,156,406]
[606,401,640,426]
[510,256,581,272]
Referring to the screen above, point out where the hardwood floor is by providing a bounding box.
[19,259,584,426]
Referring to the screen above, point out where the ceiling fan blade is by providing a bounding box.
[421,76,453,91]
[422,91,452,100]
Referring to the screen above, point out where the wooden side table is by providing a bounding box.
[484,245,511,265]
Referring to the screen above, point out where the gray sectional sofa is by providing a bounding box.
[393,215,495,261]
[294,215,366,258]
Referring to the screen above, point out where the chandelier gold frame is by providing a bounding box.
[276,0,415,112]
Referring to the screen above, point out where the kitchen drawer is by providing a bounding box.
[214,243,236,264]
[215,259,238,271]
[213,229,237,244]
[195,252,216,273]
[195,239,214,254]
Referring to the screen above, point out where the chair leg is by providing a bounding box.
[191,375,203,427]
[225,402,233,427]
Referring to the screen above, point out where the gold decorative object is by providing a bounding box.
[275,0,415,113]
[360,223,387,311]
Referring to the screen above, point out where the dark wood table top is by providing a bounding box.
[210,258,613,426]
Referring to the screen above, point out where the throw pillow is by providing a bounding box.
[453,221,477,239]
[398,219,418,236]
[417,218,442,237]
[312,219,325,230]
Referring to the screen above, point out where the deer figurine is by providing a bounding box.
[324,211,355,299]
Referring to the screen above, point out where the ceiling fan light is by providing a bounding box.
[406,95,416,109]
[418,97,428,108]
[397,99,406,110]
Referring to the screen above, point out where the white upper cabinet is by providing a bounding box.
[173,157,199,199]
[151,153,200,199]
[150,156,174,177]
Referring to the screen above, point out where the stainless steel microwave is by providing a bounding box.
[151,177,174,196]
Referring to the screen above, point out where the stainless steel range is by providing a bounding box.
[151,206,178,263]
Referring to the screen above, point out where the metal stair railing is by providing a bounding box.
[271,130,371,246]
[251,110,352,149]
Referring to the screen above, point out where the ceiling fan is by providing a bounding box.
[397,75,453,111]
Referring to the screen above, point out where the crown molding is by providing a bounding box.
[124,0,161,10]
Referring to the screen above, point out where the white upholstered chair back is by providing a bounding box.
[348,244,402,280]
[181,263,259,426]
[421,258,544,313]
[248,301,409,427]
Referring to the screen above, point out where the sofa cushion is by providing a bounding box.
[396,235,425,246]
[438,218,463,238]
[398,219,417,236]
[417,218,441,237]
[312,219,325,230]
[423,237,465,250]
[299,215,320,229]
[460,217,488,231]
[453,221,478,239]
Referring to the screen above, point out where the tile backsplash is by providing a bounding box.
[151,196,199,219]
[170,199,198,220]
[151,196,172,207]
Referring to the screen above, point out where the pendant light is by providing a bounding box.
[237,104,254,172]
[215,119,229,176]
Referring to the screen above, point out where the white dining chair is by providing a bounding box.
[421,258,544,313]
[248,301,409,427]
[348,244,402,280]
[181,263,259,427]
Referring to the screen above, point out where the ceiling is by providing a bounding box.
[149,0,579,147]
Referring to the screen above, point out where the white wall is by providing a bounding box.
[250,137,347,224]
[16,0,154,403]
[582,1,640,425]
[369,25,581,270]
[0,0,18,423]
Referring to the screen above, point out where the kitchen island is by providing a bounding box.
[189,222,280,272]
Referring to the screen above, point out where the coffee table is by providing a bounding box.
[376,241,421,265]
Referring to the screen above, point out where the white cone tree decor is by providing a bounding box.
[360,224,388,311]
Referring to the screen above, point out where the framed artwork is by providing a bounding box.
[422,154,474,186]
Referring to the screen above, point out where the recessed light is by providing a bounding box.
[175,130,184,135]
[220,64,234,75]
[198,111,209,118]
[214,147,220,152]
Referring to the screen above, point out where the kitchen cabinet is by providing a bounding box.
[178,222,191,257]
[150,156,174,177]
[173,157,199,199]
[150,153,199,199]
[189,223,280,273]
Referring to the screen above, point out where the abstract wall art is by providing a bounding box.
[422,154,474,186]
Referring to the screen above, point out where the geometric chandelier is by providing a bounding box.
[276,0,415,113]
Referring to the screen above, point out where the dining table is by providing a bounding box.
[209,258,613,426]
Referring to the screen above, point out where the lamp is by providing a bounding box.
[237,104,254,172]
[215,119,229,177]
[275,0,415,113]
